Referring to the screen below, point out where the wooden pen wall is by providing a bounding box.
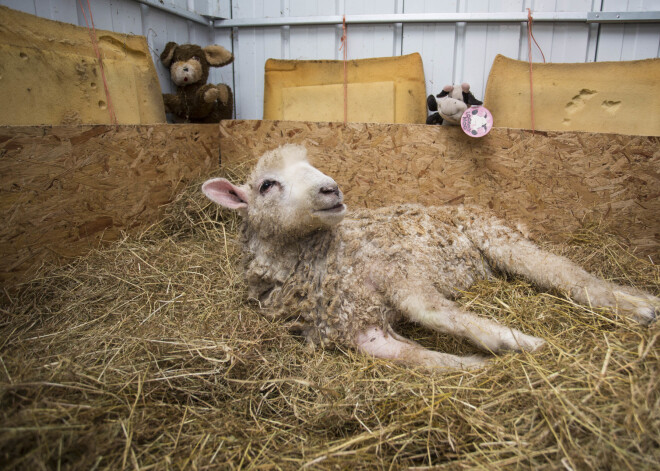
[219,120,659,256]
[0,124,219,285]
[2,120,658,286]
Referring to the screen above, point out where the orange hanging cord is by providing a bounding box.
[339,15,348,125]
[79,0,118,125]
[526,8,546,134]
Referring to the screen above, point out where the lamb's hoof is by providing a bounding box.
[613,290,659,325]
[521,334,546,353]
[419,351,489,371]
[459,355,490,370]
[498,331,546,353]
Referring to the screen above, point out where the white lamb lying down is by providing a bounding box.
[202,144,658,369]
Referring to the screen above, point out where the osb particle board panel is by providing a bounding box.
[218,120,660,256]
[0,124,219,286]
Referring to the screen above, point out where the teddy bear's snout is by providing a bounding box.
[170,60,203,87]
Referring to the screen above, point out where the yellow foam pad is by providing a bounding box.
[264,53,426,124]
[0,6,165,125]
[484,54,660,136]
[281,81,395,123]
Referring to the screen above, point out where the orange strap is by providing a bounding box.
[339,15,348,125]
[526,8,546,134]
[79,0,118,125]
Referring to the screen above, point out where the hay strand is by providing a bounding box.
[1,182,658,470]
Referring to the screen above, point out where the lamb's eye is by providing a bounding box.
[259,180,276,194]
[191,56,201,62]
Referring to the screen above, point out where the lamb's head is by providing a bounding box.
[202,144,346,240]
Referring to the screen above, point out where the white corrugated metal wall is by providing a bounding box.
[2,0,659,120]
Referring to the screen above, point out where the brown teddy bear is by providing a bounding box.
[160,42,234,123]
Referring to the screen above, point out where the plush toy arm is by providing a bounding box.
[213,84,231,105]
[194,84,229,106]
[426,95,438,112]
[426,113,443,125]
[195,84,215,103]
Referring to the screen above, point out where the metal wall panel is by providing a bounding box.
[289,0,339,61]
[230,1,284,121]
[344,0,400,59]
[226,0,658,119]
[1,0,658,120]
[402,0,460,96]
[598,0,660,61]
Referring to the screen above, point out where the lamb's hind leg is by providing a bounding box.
[355,326,486,370]
[457,207,659,324]
[397,292,546,353]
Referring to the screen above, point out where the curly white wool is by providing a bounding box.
[202,144,659,369]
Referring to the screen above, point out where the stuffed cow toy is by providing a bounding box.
[427,83,482,125]
[160,42,234,123]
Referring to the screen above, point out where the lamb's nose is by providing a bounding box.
[183,67,189,72]
[320,185,339,196]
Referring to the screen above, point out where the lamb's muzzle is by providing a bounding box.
[316,184,344,213]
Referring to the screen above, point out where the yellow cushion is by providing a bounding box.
[0,6,165,125]
[264,53,426,124]
[484,54,660,136]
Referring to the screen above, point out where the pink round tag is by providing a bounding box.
[461,106,493,137]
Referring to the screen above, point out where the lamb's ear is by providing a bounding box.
[160,42,178,67]
[203,45,234,67]
[202,178,248,211]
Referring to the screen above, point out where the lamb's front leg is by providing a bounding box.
[355,326,486,370]
[456,207,659,324]
[397,292,546,353]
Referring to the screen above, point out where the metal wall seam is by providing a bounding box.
[211,11,660,28]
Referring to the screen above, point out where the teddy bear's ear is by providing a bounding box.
[160,42,178,67]
[203,45,234,67]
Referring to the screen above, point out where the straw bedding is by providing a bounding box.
[1,183,658,470]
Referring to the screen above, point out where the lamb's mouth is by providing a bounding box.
[316,203,345,213]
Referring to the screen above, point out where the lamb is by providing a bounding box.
[202,144,659,369]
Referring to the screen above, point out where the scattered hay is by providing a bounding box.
[1,183,659,470]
